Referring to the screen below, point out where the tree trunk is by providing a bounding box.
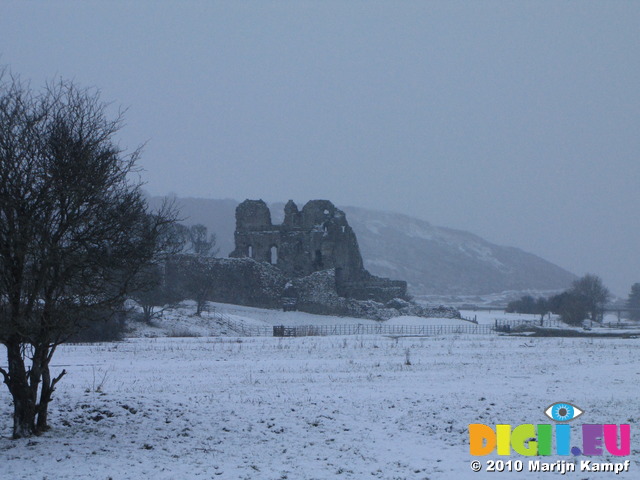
[5,341,37,438]
[36,366,52,433]
[12,389,37,438]
[3,340,65,438]
[34,347,65,434]
[142,304,154,324]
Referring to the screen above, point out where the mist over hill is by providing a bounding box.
[148,195,576,296]
[340,206,576,296]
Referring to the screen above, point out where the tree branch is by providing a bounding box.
[50,369,66,391]
[0,366,9,385]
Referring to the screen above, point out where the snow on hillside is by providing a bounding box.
[1,334,638,479]
[343,205,577,296]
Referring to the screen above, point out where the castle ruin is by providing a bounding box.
[230,199,407,303]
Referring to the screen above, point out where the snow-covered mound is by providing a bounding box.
[125,301,469,338]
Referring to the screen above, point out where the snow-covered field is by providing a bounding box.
[126,301,472,338]
[460,309,629,326]
[1,330,638,479]
[124,300,633,339]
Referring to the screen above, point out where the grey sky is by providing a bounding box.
[2,1,638,295]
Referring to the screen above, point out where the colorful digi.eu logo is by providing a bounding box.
[544,402,583,422]
[469,402,631,456]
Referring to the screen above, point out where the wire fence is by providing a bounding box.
[494,318,640,331]
[272,323,496,337]
[494,318,565,331]
[209,307,640,338]
[209,308,272,336]
[210,307,499,337]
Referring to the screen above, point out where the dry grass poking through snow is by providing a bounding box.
[1,335,639,479]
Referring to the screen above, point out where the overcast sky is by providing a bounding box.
[2,1,639,295]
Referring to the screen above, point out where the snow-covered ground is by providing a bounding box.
[125,301,636,340]
[1,332,638,479]
[126,301,472,338]
[460,309,544,325]
[461,308,637,328]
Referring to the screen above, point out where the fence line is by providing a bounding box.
[209,307,499,337]
[208,308,639,338]
[494,318,640,330]
[209,308,271,336]
[272,323,496,337]
[494,318,565,330]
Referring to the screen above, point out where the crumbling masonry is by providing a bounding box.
[230,199,407,303]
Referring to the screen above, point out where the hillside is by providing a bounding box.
[342,206,576,296]
[147,195,576,296]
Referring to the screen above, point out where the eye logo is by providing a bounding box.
[471,402,630,457]
[544,402,584,422]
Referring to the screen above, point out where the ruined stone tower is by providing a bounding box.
[230,199,407,302]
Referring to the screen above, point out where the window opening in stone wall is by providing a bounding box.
[270,246,278,264]
[248,245,253,258]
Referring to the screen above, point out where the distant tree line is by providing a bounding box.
[506,274,640,326]
[506,274,611,326]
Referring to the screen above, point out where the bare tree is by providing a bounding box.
[549,291,589,326]
[131,264,175,324]
[626,283,640,321]
[187,224,218,256]
[569,274,611,323]
[131,222,188,323]
[162,224,220,316]
[131,224,218,320]
[0,74,177,438]
[174,255,218,316]
[166,253,219,316]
